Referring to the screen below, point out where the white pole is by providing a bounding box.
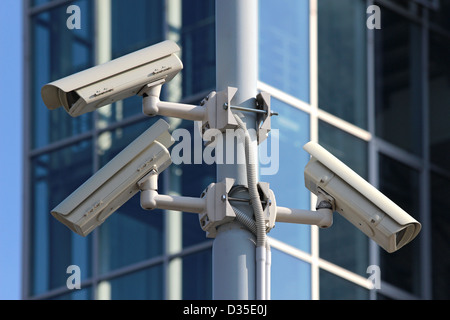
[266,240,271,300]
[213,0,259,300]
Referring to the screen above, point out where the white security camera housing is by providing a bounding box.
[303,142,421,253]
[51,119,174,236]
[41,40,183,117]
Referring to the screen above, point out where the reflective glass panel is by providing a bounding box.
[98,119,164,274]
[181,0,216,98]
[31,140,92,296]
[31,0,94,149]
[431,173,450,299]
[111,0,163,59]
[320,269,369,300]
[168,119,215,248]
[270,249,311,300]
[262,99,310,252]
[318,0,367,129]
[430,1,450,31]
[318,121,369,276]
[318,121,368,178]
[32,0,50,6]
[182,249,213,299]
[374,8,423,156]
[259,0,310,103]
[378,154,421,295]
[104,0,215,124]
[52,287,93,300]
[429,32,450,171]
[105,266,163,300]
[96,0,164,126]
[97,118,160,165]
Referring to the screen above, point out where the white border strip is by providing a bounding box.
[257,81,311,114]
[318,258,373,290]
[269,237,374,291]
[257,80,372,142]
[318,109,372,141]
[268,237,313,264]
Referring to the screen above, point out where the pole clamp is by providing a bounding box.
[198,179,277,238]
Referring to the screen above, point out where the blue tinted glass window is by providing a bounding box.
[259,0,310,103]
[319,121,367,177]
[31,0,94,149]
[429,32,450,172]
[261,99,310,252]
[320,269,369,300]
[379,154,421,295]
[168,120,215,248]
[318,121,369,276]
[98,194,164,274]
[375,7,423,156]
[181,0,216,97]
[97,119,164,274]
[430,0,450,32]
[111,0,164,58]
[318,0,367,129]
[180,162,216,248]
[52,287,93,300]
[96,0,165,126]
[31,140,92,296]
[431,173,450,299]
[183,249,212,299]
[31,0,53,6]
[97,118,160,165]
[108,266,163,299]
[270,249,311,299]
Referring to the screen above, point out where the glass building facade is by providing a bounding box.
[22,0,449,300]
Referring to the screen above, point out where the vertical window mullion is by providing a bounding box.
[420,7,432,300]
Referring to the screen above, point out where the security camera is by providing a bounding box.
[303,141,421,253]
[51,119,174,236]
[41,40,183,117]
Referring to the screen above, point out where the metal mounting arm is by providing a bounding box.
[141,84,207,121]
[138,168,206,214]
[275,190,335,229]
[140,84,276,145]
[139,167,335,230]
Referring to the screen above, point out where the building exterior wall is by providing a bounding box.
[22,0,450,300]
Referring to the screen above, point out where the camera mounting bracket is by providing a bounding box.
[141,85,276,145]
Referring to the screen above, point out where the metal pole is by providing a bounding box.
[213,0,259,300]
